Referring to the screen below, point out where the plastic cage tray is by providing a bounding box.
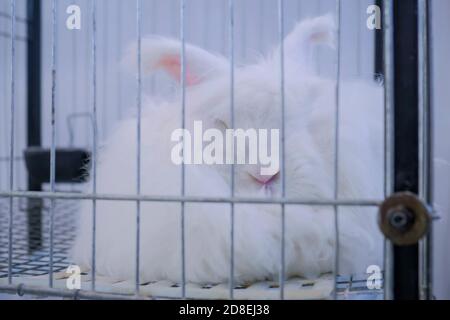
[0,197,383,300]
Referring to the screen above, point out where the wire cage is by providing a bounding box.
[0,0,440,300]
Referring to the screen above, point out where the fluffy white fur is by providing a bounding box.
[71,15,384,285]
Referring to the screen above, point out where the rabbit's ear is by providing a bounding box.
[275,14,336,74]
[123,37,228,86]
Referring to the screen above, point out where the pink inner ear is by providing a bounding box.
[157,55,200,86]
[310,32,328,43]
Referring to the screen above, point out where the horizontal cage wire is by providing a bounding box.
[1,0,440,300]
[0,197,384,299]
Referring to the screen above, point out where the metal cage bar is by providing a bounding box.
[0,0,434,301]
[383,0,433,300]
[26,0,43,252]
[0,9,30,41]
[135,0,143,296]
[228,0,236,300]
[180,0,187,299]
[418,0,433,300]
[382,0,395,300]
[392,0,419,300]
[374,0,384,80]
[48,0,57,288]
[277,0,286,300]
[0,11,29,24]
[8,0,17,286]
[90,0,98,292]
[0,190,382,206]
[333,0,342,301]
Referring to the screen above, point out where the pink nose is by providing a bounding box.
[249,172,279,185]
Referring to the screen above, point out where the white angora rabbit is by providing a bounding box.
[71,15,384,285]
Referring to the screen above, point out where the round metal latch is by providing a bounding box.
[378,192,431,246]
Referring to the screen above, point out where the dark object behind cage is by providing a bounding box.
[25,0,90,253]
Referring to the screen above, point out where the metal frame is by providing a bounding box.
[25,0,43,253]
[374,0,383,80]
[383,0,433,300]
[418,0,433,301]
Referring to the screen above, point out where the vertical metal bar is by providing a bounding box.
[101,3,109,141]
[315,0,321,74]
[180,0,187,299]
[374,0,384,81]
[258,0,263,53]
[49,0,58,288]
[392,0,420,300]
[83,1,90,147]
[8,0,16,285]
[418,0,433,300]
[26,0,42,252]
[382,0,395,300]
[417,0,431,240]
[27,0,42,148]
[333,0,342,301]
[383,239,394,300]
[150,0,157,95]
[135,0,142,295]
[91,0,98,292]
[356,1,361,76]
[380,0,395,198]
[228,0,235,300]
[71,3,78,118]
[277,0,286,300]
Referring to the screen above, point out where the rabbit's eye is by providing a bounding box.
[215,119,229,131]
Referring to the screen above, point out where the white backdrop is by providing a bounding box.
[430,0,450,300]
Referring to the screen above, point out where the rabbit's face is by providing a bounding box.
[191,66,283,198]
[185,63,331,199]
[130,15,335,199]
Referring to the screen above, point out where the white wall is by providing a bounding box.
[0,0,28,190]
[431,0,450,300]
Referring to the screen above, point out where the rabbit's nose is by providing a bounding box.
[248,171,280,185]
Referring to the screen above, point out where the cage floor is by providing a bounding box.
[0,197,383,300]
